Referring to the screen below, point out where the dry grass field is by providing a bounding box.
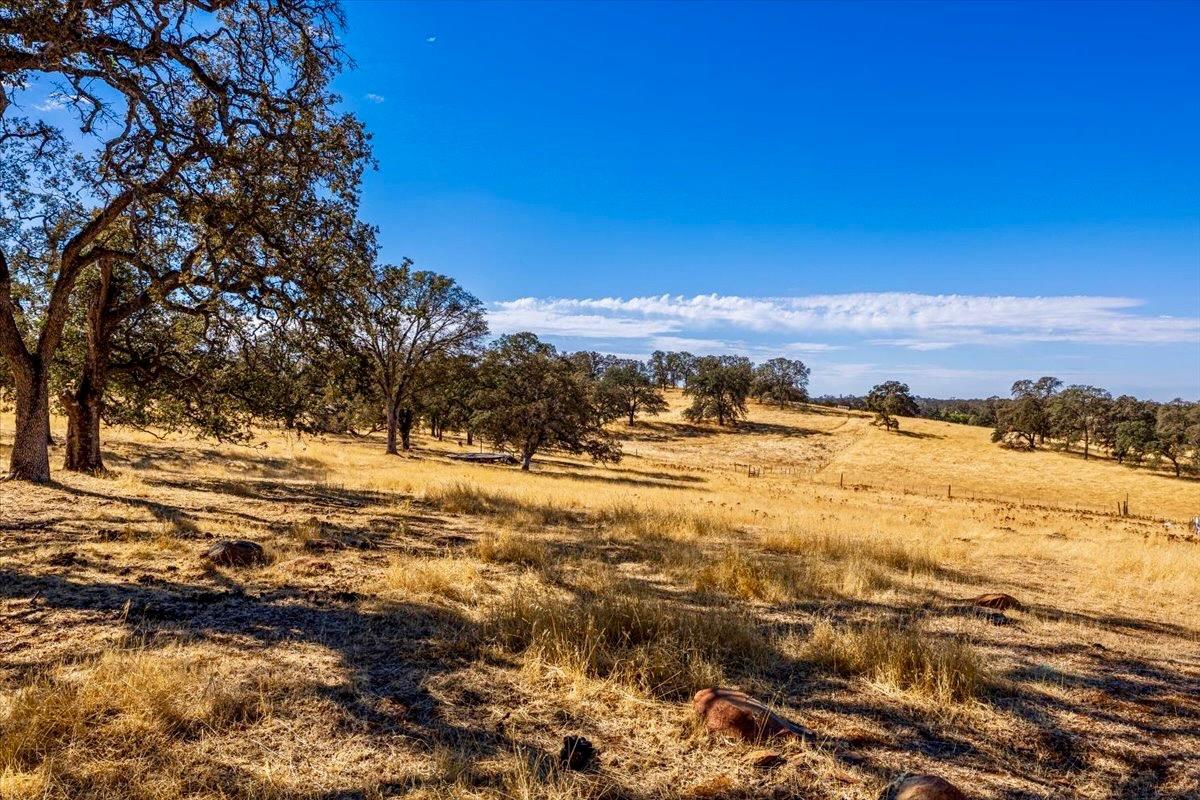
[1,392,1198,799]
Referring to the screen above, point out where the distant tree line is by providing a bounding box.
[990,377,1199,477]
[814,379,1198,477]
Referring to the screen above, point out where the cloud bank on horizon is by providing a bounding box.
[488,292,1199,397]
[491,292,1196,348]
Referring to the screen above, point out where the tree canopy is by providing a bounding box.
[866,381,918,431]
[751,357,810,405]
[472,333,619,470]
[1,0,365,480]
[682,356,753,426]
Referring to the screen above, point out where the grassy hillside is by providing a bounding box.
[1,401,1198,799]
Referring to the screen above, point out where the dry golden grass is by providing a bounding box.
[800,619,993,703]
[379,553,488,603]
[485,573,773,700]
[0,645,285,799]
[474,531,552,567]
[2,397,1199,799]
[690,548,818,602]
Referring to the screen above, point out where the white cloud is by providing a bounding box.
[364,93,385,104]
[489,292,1197,348]
[426,36,438,43]
[35,92,77,112]
[489,299,676,338]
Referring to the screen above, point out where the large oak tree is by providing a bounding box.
[338,261,488,454]
[472,332,619,470]
[1,0,360,481]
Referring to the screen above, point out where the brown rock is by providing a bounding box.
[558,735,596,771]
[693,687,814,743]
[881,774,967,800]
[203,539,266,567]
[747,749,785,769]
[966,593,1022,611]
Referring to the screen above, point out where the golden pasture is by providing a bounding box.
[1,394,1197,799]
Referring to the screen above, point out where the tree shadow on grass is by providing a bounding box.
[890,428,943,440]
[104,439,334,482]
[0,566,500,780]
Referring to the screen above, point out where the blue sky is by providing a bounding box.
[338,2,1187,396]
[11,2,1196,397]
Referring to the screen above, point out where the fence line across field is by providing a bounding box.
[728,462,1166,521]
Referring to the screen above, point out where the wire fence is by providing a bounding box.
[728,462,1180,522]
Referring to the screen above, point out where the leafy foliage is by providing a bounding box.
[472,333,620,470]
[596,360,669,425]
[682,356,753,426]
[751,357,810,405]
[866,381,918,431]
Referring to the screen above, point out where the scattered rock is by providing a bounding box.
[693,687,814,743]
[880,773,967,800]
[558,735,596,771]
[966,593,1022,611]
[747,749,785,769]
[202,539,266,567]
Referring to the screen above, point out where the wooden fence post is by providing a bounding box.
[839,472,844,489]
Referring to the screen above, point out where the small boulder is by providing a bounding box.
[966,593,1022,611]
[880,774,967,800]
[558,735,596,771]
[203,539,266,567]
[693,687,814,743]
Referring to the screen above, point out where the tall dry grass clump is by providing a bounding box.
[0,646,284,798]
[485,576,774,699]
[802,619,992,702]
[379,553,487,602]
[596,503,733,541]
[691,548,820,602]
[426,482,578,528]
[474,531,552,567]
[762,528,941,577]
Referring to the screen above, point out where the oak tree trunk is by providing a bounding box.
[399,408,414,450]
[64,259,114,474]
[385,403,400,454]
[8,363,52,482]
[62,382,105,474]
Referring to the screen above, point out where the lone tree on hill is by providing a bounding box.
[682,355,753,426]
[866,380,918,431]
[597,360,669,425]
[472,332,620,470]
[339,261,488,454]
[751,357,811,405]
